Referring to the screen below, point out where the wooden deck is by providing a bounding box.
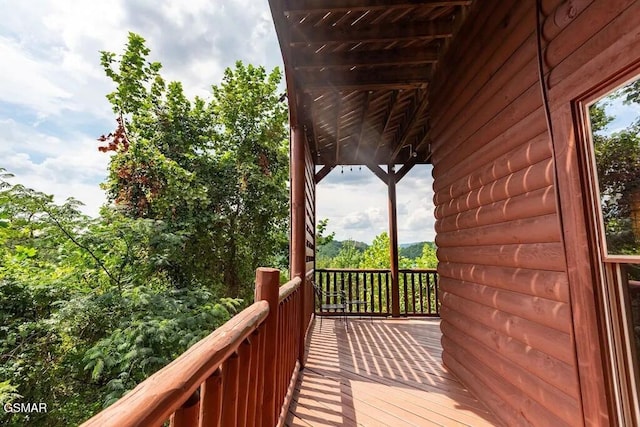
[286,318,501,427]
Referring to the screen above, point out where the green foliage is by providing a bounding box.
[316,218,335,247]
[357,232,412,269]
[1,31,288,426]
[399,242,427,259]
[0,174,241,426]
[99,33,289,298]
[331,240,364,268]
[416,243,438,269]
[591,80,640,255]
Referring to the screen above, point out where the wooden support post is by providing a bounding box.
[290,125,307,367]
[255,268,280,427]
[388,165,401,317]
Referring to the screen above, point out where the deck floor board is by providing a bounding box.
[286,318,501,427]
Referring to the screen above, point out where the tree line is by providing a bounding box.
[315,219,438,270]
[0,33,289,426]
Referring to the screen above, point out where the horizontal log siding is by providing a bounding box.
[429,1,581,425]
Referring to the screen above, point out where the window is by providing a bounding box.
[584,74,640,422]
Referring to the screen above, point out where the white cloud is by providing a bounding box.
[0,0,438,242]
[317,165,435,244]
[0,118,109,216]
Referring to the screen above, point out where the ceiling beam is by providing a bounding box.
[314,165,335,183]
[391,92,429,160]
[293,47,439,70]
[299,67,430,92]
[395,158,418,183]
[290,20,453,45]
[285,0,472,14]
[365,164,389,184]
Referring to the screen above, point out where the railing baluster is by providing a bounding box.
[356,272,361,313]
[170,390,200,427]
[426,272,432,314]
[332,271,337,307]
[348,272,353,313]
[200,369,222,427]
[221,352,240,426]
[385,272,390,314]
[403,271,408,315]
[237,339,252,427]
[363,273,368,313]
[435,272,439,315]
[419,273,424,314]
[254,325,265,427]
[411,272,416,314]
[246,330,260,427]
[377,272,382,314]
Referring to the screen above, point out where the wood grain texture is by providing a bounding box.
[286,318,501,427]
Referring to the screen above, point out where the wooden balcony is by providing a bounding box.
[80,267,502,426]
[287,318,499,427]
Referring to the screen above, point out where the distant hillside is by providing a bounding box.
[318,240,435,260]
[317,239,368,259]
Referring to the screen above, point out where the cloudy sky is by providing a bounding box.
[0,0,436,244]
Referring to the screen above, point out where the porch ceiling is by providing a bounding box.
[269,0,475,166]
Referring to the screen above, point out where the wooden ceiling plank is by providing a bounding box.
[285,0,472,14]
[374,91,400,158]
[290,20,454,45]
[354,91,372,161]
[390,92,430,160]
[293,47,439,69]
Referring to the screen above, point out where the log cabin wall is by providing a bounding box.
[430,1,640,426]
[429,1,568,425]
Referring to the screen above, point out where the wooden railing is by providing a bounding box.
[82,268,314,427]
[315,268,439,316]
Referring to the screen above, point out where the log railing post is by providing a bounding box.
[255,267,280,427]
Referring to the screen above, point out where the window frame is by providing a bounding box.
[574,69,640,425]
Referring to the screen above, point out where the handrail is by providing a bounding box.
[81,301,269,427]
[315,268,439,317]
[82,268,312,427]
[279,276,302,303]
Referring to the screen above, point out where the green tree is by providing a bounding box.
[316,218,335,247]
[0,174,240,426]
[590,82,640,255]
[332,240,363,268]
[359,232,411,269]
[416,243,438,269]
[99,33,289,298]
